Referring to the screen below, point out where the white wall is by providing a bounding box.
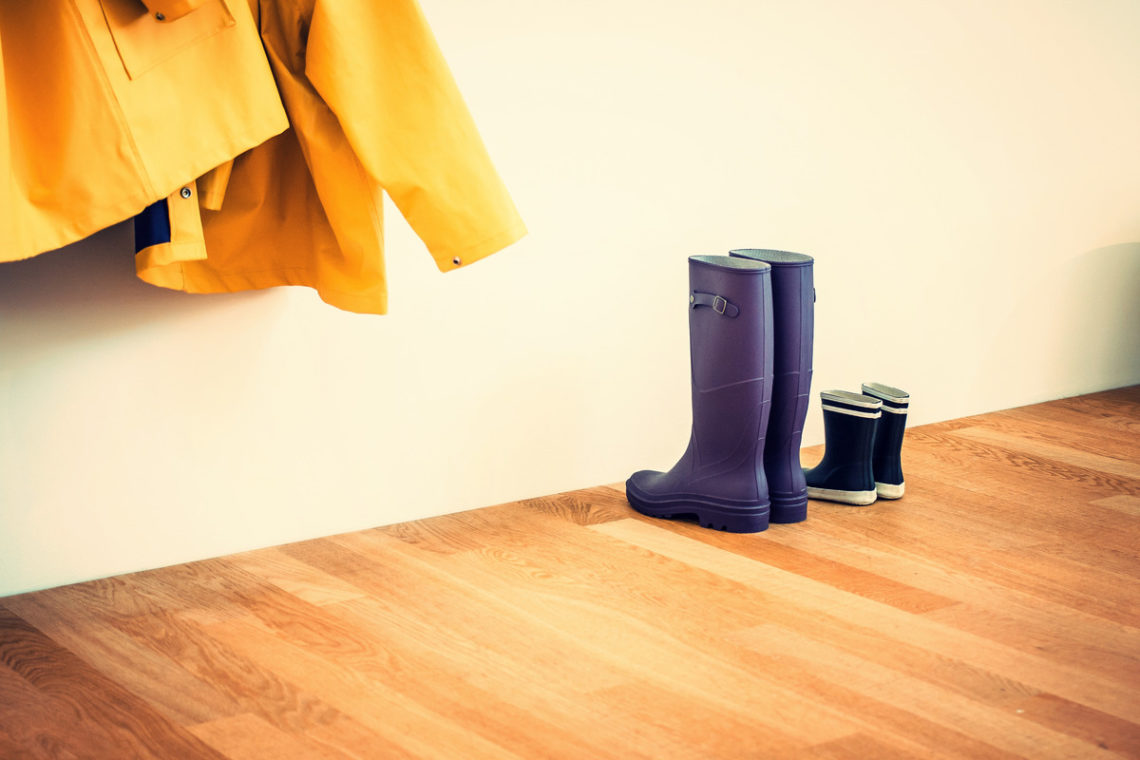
[2,0,1138,596]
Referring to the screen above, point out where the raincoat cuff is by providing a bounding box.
[141,0,208,21]
[433,219,528,273]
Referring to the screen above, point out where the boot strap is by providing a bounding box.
[690,291,740,317]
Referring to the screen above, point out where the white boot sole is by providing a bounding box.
[806,486,877,506]
[875,482,905,499]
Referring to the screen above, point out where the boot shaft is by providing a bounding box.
[727,248,814,451]
[688,255,773,392]
[728,249,814,376]
[809,390,882,494]
[684,255,773,477]
[862,382,910,488]
[728,249,814,521]
[821,390,880,455]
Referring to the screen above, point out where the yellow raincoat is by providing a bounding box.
[136,0,527,314]
[0,0,288,262]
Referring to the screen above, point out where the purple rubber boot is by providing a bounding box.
[729,249,814,523]
[626,255,774,533]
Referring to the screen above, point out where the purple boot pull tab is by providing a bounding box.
[729,249,815,523]
[690,291,740,317]
[625,255,774,533]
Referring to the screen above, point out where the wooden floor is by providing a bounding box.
[2,388,1139,759]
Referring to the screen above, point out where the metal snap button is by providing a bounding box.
[155,12,166,20]
[180,187,192,199]
[452,257,461,265]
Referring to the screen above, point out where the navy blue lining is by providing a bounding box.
[133,199,171,254]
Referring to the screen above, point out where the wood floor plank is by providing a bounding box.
[960,545,1140,626]
[725,538,960,613]
[423,572,856,749]
[1052,388,1140,432]
[1026,537,1140,581]
[730,624,1121,760]
[0,659,129,760]
[294,533,633,696]
[202,612,546,760]
[251,539,678,759]
[1005,693,1140,759]
[188,713,353,760]
[1002,402,1140,443]
[874,449,1140,560]
[188,709,407,760]
[519,485,634,526]
[926,599,1140,684]
[1093,494,1140,516]
[797,488,1139,626]
[590,518,1139,723]
[649,516,964,614]
[4,592,243,726]
[907,428,1139,500]
[69,573,427,759]
[109,607,349,735]
[755,517,1140,686]
[0,606,229,760]
[801,732,934,760]
[454,508,1134,755]
[325,597,688,760]
[346,510,1067,760]
[951,426,1140,481]
[224,548,370,607]
[320,530,838,757]
[246,564,650,759]
[655,637,1026,760]
[1,387,1137,759]
[984,408,1140,462]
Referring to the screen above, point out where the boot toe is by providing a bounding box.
[626,469,664,496]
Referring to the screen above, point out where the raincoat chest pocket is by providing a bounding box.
[97,0,234,80]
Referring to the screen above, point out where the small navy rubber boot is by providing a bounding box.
[626,255,775,533]
[803,390,882,506]
[861,382,910,499]
[729,249,814,523]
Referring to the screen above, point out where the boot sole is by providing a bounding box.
[875,481,905,499]
[806,486,877,506]
[625,481,770,533]
[769,490,808,524]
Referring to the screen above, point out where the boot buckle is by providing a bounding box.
[691,291,739,317]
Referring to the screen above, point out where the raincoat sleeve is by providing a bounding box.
[304,0,526,272]
[141,0,209,21]
[0,27,24,257]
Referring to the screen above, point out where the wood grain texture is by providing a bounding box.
[0,607,228,759]
[2,386,1139,759]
